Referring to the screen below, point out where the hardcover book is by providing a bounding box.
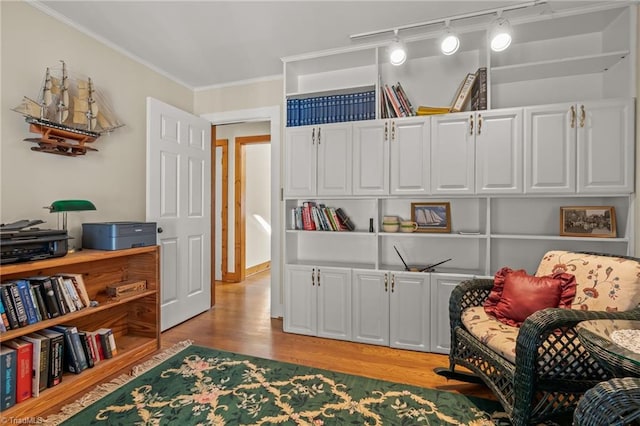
[0,345,16,409]
[35,329,64,387]
[20,333,50,396]
[2,282,28,327]
[30,276,62,319]
[450,73,477,113]
[3,339,33,403]
[16,279,39,325]
[0,284,19,329]
[50,325,88,373]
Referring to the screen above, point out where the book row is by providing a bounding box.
[0,325,118,409]
[0,274,91,332]
[292,202,355,231]
[286,90,376,127]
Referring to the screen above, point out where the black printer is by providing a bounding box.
[0,220,69,264]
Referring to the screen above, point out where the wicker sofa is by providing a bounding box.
[437,250,640,425]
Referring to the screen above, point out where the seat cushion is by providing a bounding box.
[462,306,520,363]
[536,251,640,311]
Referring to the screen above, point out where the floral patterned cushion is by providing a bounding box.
[536,251,640,312]
[462,306,519,363]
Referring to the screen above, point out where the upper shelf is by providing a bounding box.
[491,51,630,85]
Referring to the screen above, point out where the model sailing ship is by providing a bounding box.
[12,61,123,156]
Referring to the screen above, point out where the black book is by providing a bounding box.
[30,277,61,319]
[2,282,28,327]
[35,329,64,387]
[50,325,88,374]
[0,283,19,329]
[78,331,94,368]
[50,276,69,315]
[335,208,356,231]
[29,283,48,322]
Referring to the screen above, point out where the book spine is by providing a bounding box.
[50,326,83,373]
[477,67,487,110]
[0,284,20,329]
[391,85,408,117]
[16,280,38,325]
[48,334,64,387]
[0,347,16,409]
[450,73,476,113]
[38,278,61,318]
[29,284,46,322]
[396,82,415,116]
[78,331,94,368]
[0,298,9,332]
[335,208,356,231]
[51,277,69,315]
[4,340,32,403]
[98,330,113,359]
[7,282,28,327]
[21,334,48,395]
[385,84,402,117]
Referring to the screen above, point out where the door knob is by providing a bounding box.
[157,227,163,233]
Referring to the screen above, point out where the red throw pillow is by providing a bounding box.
[484,267,577,327]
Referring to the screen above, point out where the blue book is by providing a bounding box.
[50,325,88,374]
[0,346,16,409]
[16,279,39,325]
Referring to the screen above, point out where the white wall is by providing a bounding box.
[1,2,193,244]
[215,122,271,275]
[245,143,271,268]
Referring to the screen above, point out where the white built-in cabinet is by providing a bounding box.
[284,123,352,196]
[284,264,352,341]
[525,99,634,194]
[282,3,636,354]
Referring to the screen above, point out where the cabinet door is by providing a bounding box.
[352,120,389,195]
[284,264,316,335]
[524,103,576,193]
[390,117,431,195]
[431,113,474,194]
[430,273,470,354]
[577,99,634,194]
[284,126,317,196]
[317,123,353,196]
[476,108,523,194]
[389,272,430,352]
[351,269,389,346]
[317,266,352,341]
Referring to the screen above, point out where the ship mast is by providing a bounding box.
[41,67,52,119]
[86,78,98,131]
[56,60,69,123]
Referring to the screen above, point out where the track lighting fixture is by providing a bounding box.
[388,30,407,66]
[489,12,513,52]
[440,21,460,56]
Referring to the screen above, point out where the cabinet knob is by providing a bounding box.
[157,227,163,233]
[469,115,474,135]
[579,105,586,128]
[570,105,576,128]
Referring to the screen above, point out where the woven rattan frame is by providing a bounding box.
[444,252,640,426]
[573,377,640,426]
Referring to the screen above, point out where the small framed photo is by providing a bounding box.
[411,202,451,233]
[560,206,617,238]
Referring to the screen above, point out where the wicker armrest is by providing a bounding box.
[449,278,493,329]
[515,307,640,380]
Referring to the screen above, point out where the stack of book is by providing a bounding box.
[380,81,415,118]
[0,326,117,409]
[291,202,355,231]
[0,274,90,332]
[449,67,487,113]
[286,90,376,127]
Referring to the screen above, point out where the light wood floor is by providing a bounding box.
[161,270,495,401]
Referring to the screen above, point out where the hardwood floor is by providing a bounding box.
[161,270,495,401]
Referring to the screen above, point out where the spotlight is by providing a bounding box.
[388,29,406,66]
[440,22,460,56]
[489,15,512,52]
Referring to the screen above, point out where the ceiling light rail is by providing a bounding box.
[349,0,546,41]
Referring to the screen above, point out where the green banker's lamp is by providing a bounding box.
[46,199,96,230]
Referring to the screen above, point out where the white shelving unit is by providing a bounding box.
[281,3,636,353]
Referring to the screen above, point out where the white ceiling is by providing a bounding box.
[33,1,610,90]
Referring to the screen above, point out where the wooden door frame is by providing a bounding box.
[215,138,231,282]
[234,134,271,282]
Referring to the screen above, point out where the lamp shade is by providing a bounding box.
[490,17,512,52]
[47,199,96,212]
[440,29,460,56]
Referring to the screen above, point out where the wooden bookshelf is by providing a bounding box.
[0,246,160,418]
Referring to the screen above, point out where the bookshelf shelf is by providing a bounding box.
[0,246,160,418]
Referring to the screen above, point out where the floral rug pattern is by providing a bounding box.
[57,344,500,425]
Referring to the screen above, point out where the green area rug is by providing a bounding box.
[48,341,501,425]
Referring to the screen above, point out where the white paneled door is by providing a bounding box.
[146,98,212,331]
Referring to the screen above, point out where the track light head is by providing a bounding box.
[440,24,460,56]
[388,29,406,66]
[489,15,512,52]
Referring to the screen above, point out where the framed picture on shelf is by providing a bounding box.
[411,202,451,233]
[560,206,617,238]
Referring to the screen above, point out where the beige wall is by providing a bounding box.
[1,1,193,244]
[194,79,282,115]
